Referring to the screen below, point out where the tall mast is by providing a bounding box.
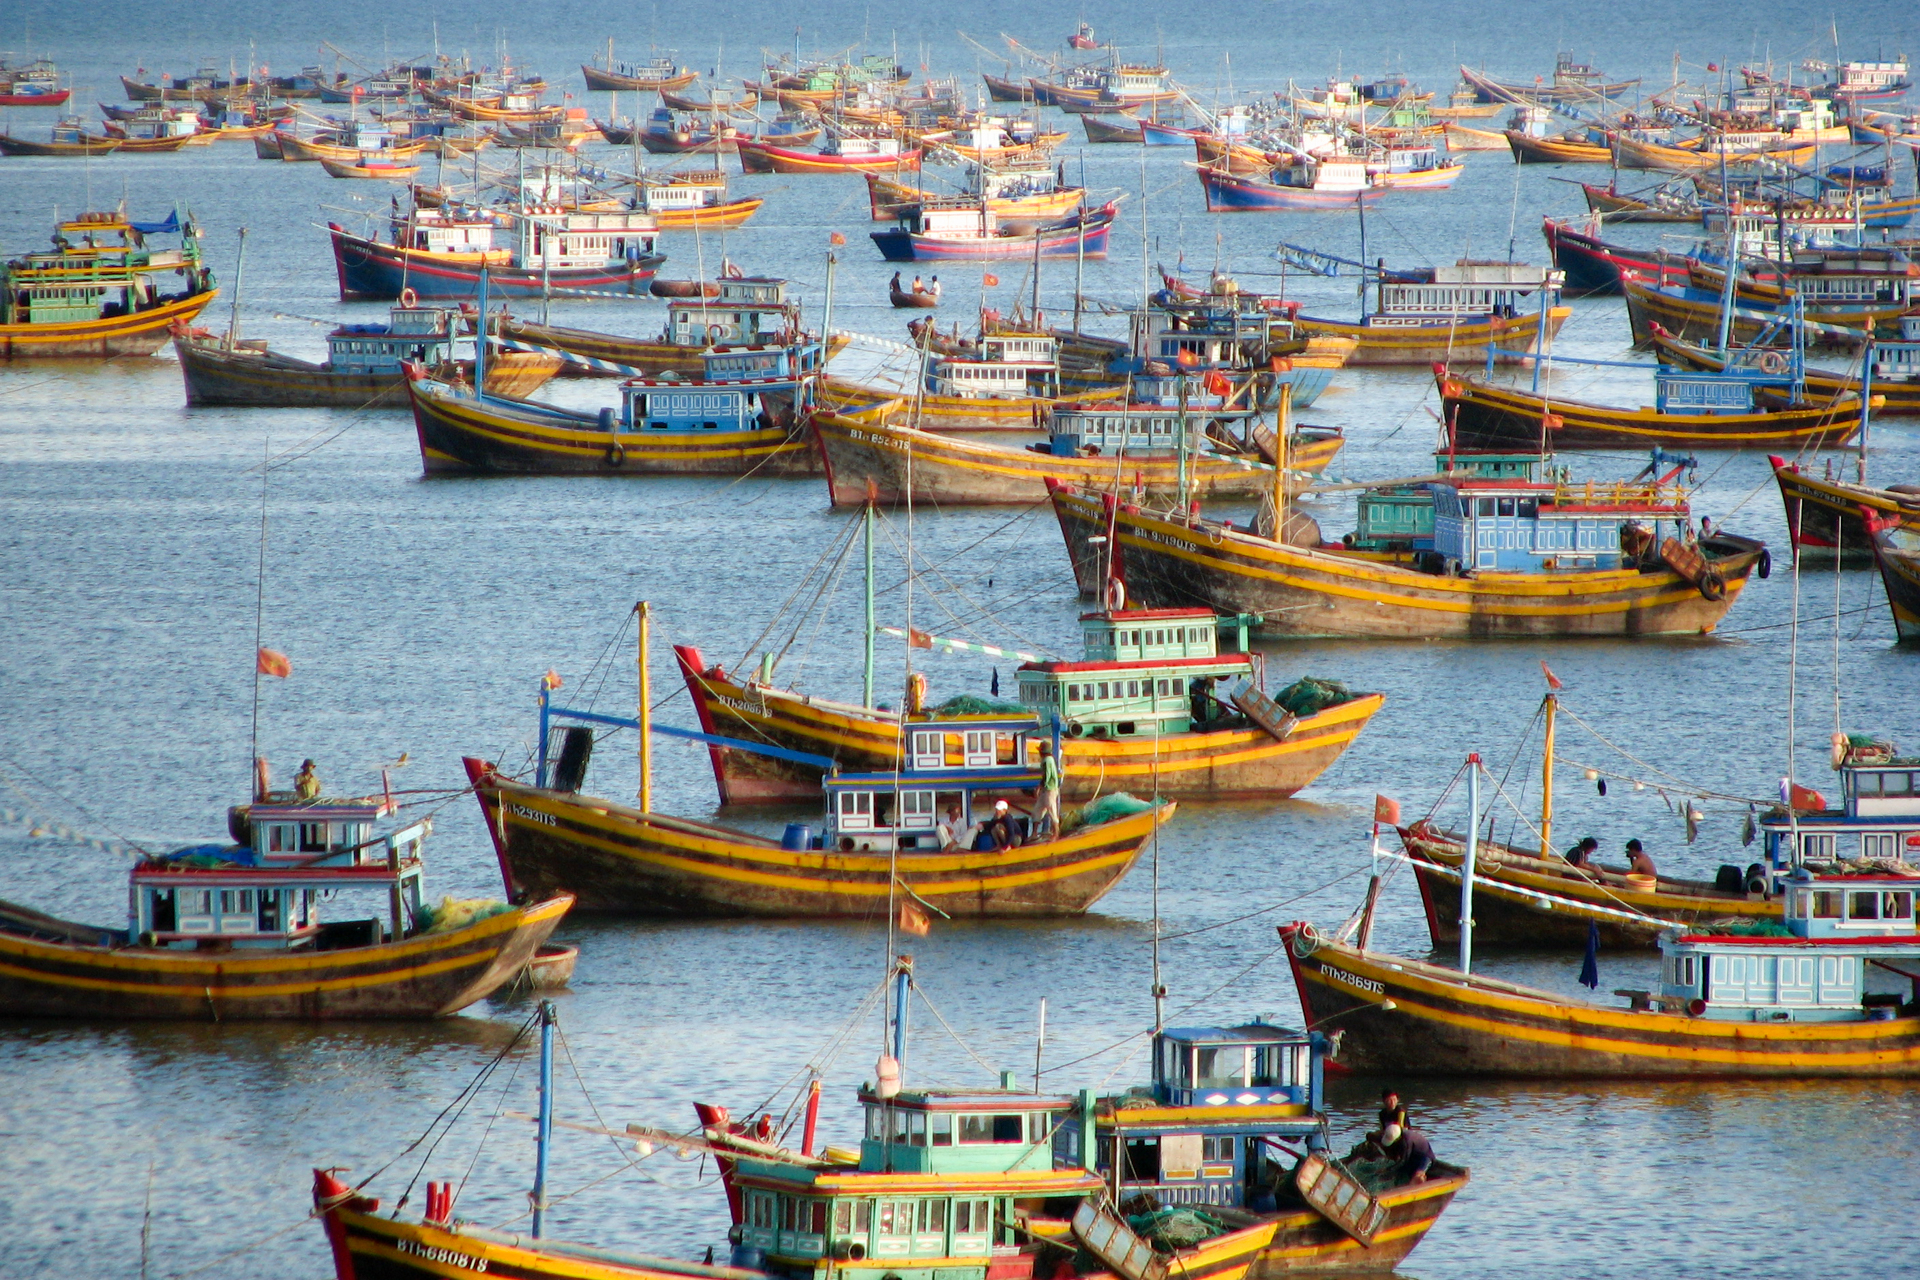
[225,226,248,351]
[530,1000,556,1237]
[863,500,876,708]
[636,600,652,812]
[1459,754,1481,974]
[1539,689,1557,856]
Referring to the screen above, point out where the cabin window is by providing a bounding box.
[267,825,294,853]
[1812,891,1842,918]
[953,1198,991,1235]
[300,823,328,852]
[900,791,936,829]
[889,1107,911,1146]
[1884,892,1914,921]
[1202,1135,1235,1162]
[1157,679,1170,697]
[1250,1044,1295,1086]
[1676,955,1698,987]
[257,890,282,932]
[833,1200,872,1235]
[1497,498,1515,517]
[1477,498,1496,516]
[1887,773,1914,795]
[1172,678,1186,695]
[1803,834,1834,860]
[748,1193,778,1229]
[1864,833,1899,860]
[911,731,943,769]
[1518,499,1538,518]
[877,1202,909,1236]
[866,1106,885,1140]
[931,1113,953,1146]
[958,1113,1025,1144]
[1857,773,1884,796]
[1848,892,1882,921]
[838,792,873,830]
[219,889,254,916]
[907,1110,927,1146]
[1098,682,1111,699]
[963,731,994,767]
[1193,1046,1244,1088]
[916,1200,946,1232]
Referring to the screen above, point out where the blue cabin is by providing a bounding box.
[617,340,820,432]
[327,305,460,375]
[1430,472,1692,572]
[818,715,1042,853]
[1345,451,1542,554]
[1759,737,1920,871]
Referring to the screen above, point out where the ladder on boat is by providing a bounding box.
[1070,1198,1169,1280]
[1228,676,1299,743]
[1293,1152,1388,1246]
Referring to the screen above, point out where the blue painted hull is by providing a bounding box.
[1199,169,1385,211]
[328,225,663,301]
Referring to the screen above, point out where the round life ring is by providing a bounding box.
[607,442,627,468]
[1758,350,1788,375]
[399,286,418,307]
[1105,577,1127,611]
[707,324,728,345]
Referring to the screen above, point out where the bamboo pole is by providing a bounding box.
[636,601,652,812]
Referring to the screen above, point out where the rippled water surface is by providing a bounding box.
[3,2,1919,1275]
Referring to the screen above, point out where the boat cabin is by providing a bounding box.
[327,306,460,374]
[1373,260,1563,322]
[640,170,731,214]
[817,715,1043,853]
[618,344,817,433]
[665,277,801,347]
[1093,1022,1325,1213]
[1873,317,1920,382]
[1430,471,1691,572]
[1043,400,1259,457]
[927,331,1058,399]
[511,206,659,272]
[398,207,500,255]
[129,795,429,950]
[822,133,907,160]
[1016,609,1258,736]
[1098,64,1172,103]
[2,210,208,326]
[1759,738,1920,869]
[1346,451,1544,553]
[1124,301,1297,372]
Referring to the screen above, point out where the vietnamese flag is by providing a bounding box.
[1373,795,1401,825]
[982,273,999,286]
[898,900,931,936]
[829,231,846,245]
[1540,661,1564,690]
[256,648,291,678]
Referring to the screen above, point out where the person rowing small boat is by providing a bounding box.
[889,270,940,308]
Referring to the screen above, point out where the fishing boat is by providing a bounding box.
[983,71,1035,102]
[118,66,253,103]
[1047,465,1768,639]
[814,380,1291,505]
[1,208,218,358]
[0,116,124,155]
[1503,130,1612,163]
[871,200,1115,261]
[1656,322,1920,419]
[822,321,1126,431]
[409,334,822,476]
[1288,256,1569,366]
[865,165,1085,226]
[1436,365,1870,451]
[1766,453,1920,565]
[736,133,922,175]
[1034,62,1179,111]
[1541,216,1691,295]
[677,597,1381,804]
[1578,180,1700,223]
[279,123,435,164]
[1865,513,1920,638]
[1613,132,1816,173]
[1197,160,1386,212]
[0,762,571,1019]
[319,155,422,179]
[890,282,939,307]
[636,169,764,228]
[625,105,740,154]
[172,299,559,407]
[1621,270,1915,351]
[0,57,69,107]
[1460,57,1639,105]
[1082,113,1144,144]
[1437,120,1508,150]
[1118,272,1356,410]
[327,200,664,301]
[494,274,814,376]
[660,87,757,113]
[581,44,698,92]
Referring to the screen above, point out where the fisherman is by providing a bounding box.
[1626,839,1658,877]
[912,274,924,295]
[1378,1088,1408,1134]
[1034,741,1061,840]
[986,799,1019,850]
[937,803,974,851]
[1563,836,1599,868]
[1381,1123,1435,1184]
[928,275,942,300]
[293,759,321,802]
[890,270,902,295]
[1188,675,1216,728]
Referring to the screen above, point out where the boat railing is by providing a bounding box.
[1547,479,1690,510]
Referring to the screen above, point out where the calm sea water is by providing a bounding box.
[3,3,1920,1276]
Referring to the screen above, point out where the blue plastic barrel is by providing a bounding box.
[781,823,812,851]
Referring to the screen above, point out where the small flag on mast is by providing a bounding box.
[256,648,291,678]
[898,900,931,936]
[542,669,564,690]
[982,272,999,286]
[1540,661,1563,690]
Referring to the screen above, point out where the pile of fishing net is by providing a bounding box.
[1708,917,1795,938]
[157,843,258,868]
[1273,677,1360,717]
[1127,1208,1229,1248]
[930,695,1030,716]
[1071,792,1157,830]
[416,897,512,934]
[1330,1152,1403,1193]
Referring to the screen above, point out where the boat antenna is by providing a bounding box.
[248,435,270,797]
[225,225,248,351]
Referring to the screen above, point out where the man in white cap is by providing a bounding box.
[987,799,1018,850]
[1381,1123,1435,1184]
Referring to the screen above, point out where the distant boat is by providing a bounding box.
[1765,454,1920,565]
[2,208,218,358]
[1865,511,1920,638]
[1198,161,1387,212]
[1081,113,1143,144]
[871,199,1114,261]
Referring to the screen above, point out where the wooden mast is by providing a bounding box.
[637,600,652,812]
[1539,688,1556,857]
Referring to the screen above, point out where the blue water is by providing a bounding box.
[3,4,1920,1277]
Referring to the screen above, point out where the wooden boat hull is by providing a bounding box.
[650,196,763,229]
[674,647,1384,804]
[320,158,420,179]
[1579,183,1697,223]
[172,333,558,406]
[327,224,662,301]
[0,133,122,156]
[983,73,1034,102]
[1541,217,1689,295]
[1281,924,1920,1078]
[735,139,922,174]
[1401,823,1781,949]
[408,376,819,477]
[0,89,70,107]
[1292,306,1568,365]
[1621,278,1898,350]
[1199,168,1387,211]
[819,378,1124,432]
[871,215,1111,261]
[0,894,570,1019]
[581,64,698,91]
[1082,115,1144,144]
[889,286,940,308]
[865,174,1085,224]
[464,761,1169,918]
[1150,1173,1468,1276]
[1868,523,1920,640]
[493,316,715,374]
[1655,330,1920,419]
[1768,455,1920,565]
[1438,121,1508,151]
[280,133,433,163]
[815,410,1276,505]
[1440,371,1866,451]
[1048,483,1764,639]
[1614,135,1816,172]
[2,288,216,359]
[1504,132,1611,163]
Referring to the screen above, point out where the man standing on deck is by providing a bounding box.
[294,760,321,802]
[1034,741,1061,841]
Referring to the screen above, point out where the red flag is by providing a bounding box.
[898,900,931,936]
[1707,63,1719,72]
[1540,661,1563,690]
[542,669,564,690]
[1175,346,1200,367]
[982,273,999,286]
[256,648,291,678]
[906,628,933,650]
[829,231,846,245]
[1541,412,1564,434]
[1203,369,1231,397]
[1373,795,1401,825]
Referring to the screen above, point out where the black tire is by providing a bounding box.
[1757,548,1772,579]
[1698,568,1726,601]
[607,443,626,468]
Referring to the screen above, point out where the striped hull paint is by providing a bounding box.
[1613,135,1816,172]
[172,335,559,406]
[1620,278,1900,350]
[650,197,763,229]
[1867,524,1920,640]
[674,647,1384,803]
[1400,823,1780,949]
[1146,1172,1467,1276]
[1291,307,1568,366]
[407,375,819,477]
[1280,924,1920,1077]
[465,763,1167,917]
[327,225,663,301]
[819,378,1125,432]
[495,317,707,374]
[1504,132,1611,163]
[0,895,569,1019]
[814,411,1277,506]
[1,289,216,358]
[1198,169,1387,212]
[1541,217,1689,295]
[733,139,922,174]
[1441,372,1866,451]
[316,1172,746,1280]
[1767,457,1920,565]
[281,134,434,163]
[871,218,1112,262]
[1048,484,1764,639]
[1655,330,1920,418]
